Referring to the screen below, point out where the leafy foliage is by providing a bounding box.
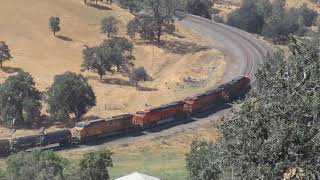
[118,0,144,13]
[101,16,118,38]
[0,41,12,68]
[49,16,61,36]
[127,0,175,44]
[0,72,42,125]
[186,0,213,19]
[227,0,317,44]
[81,37,134,79]
[79,150,113,180]
[186,38,320,179]
[6,150,67,180]
[47,72,96,121]
[129,66,147,87]
[186,141,221,180]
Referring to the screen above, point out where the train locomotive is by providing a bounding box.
[0,76,250,157]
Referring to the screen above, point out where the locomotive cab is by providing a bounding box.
[133,111,148,126]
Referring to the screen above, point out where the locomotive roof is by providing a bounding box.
[76,114,133,128]
[149,100,185,112]
[45,129,70,136]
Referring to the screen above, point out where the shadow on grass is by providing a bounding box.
[86,2,112,10]
[161,40,211,55]
[56,35,73,42]
[1,66,23,74]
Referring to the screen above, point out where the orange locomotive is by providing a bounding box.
[133,101,186,128]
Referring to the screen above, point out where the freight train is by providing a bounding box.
[0,76,250,157]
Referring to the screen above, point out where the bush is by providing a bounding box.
[186,0,213,19]
[227,0,317,44]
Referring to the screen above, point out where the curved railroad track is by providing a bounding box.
[2,13,275,154]
[176,12,273,83]
[50,13,275,152]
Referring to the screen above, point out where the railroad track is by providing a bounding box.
[176,12,273,83]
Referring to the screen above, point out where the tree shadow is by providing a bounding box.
[136,85,158,91]
[56,35,73,42]
[1,66,23,74]
[86,2,112,10]
[161,40,211,55]
[102,77,131,86]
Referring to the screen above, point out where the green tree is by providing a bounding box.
[186,38,320,179]
[79,150,113,180]
[81,37,134,79]
[118,0,144,14]
[0,41,12,68]
[47,72,96,121]
[82,45,113,80]
[49,16,61,36]
[186,0,213,19]
[129,66,147,87]
[101,16,118,38]
[6,150,67,180]
[298,3,318,27]
[102,37,134,72]
[0,72,42,125]
[186,141,221,180]
[127,0,176,44]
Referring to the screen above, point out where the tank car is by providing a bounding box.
[133,101,186,128]
[41,129,72,146]
[73,114,134,143]
[0,139,11,157]
[12,134,40,152]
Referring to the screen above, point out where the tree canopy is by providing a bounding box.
[227,0,317,44]
[129,66,147,87]
[6,150,67,180]
[101,16,118,38]
[0,41,12,68]
[79,150,113,180]
[47,72,96,121]
[127,0,175,44]
[49,16,61,36]
[186,37,320,179]
[0,72,42,125]
[81,37,134,79]
[186,0,213,19]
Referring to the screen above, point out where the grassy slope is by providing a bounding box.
[0,0,225,137]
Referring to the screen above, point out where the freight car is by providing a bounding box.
[0,139,11,157]
[133,101,186,128]
[12,134,41,152]
[41,129,72,146]
[12,129,72,152]
[73,114,134,143]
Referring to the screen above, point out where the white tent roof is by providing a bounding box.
[115,172,160,180]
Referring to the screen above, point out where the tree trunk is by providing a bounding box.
[107,32,110,38]
[0,61,2,68]
[53,31,56,36]
[157,27,161,45]
[99,74,103,80]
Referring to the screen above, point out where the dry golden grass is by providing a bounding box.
[0,0,225,138]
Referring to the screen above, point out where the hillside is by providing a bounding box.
[0,0,225,137]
